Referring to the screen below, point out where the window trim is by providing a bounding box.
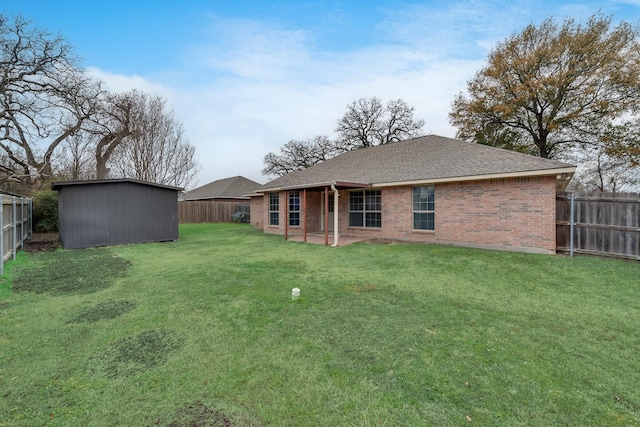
[412,185,435,231]
[268,192,279,226]
[348,189,381,228]
[288,191,300,226]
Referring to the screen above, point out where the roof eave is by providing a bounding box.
[180,195,251,201]
[371,167,577,188]
[258,180,370,192]
[51,178,184,192]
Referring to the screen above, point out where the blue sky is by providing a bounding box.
[3,1,640,187]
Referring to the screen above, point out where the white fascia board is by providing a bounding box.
[372,167,577,188]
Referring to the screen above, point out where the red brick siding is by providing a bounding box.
[250,196,265,230]
[253,191,324,235]
[434,177,556,251]
[251,176,557,253]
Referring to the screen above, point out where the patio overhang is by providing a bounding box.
[276,182,371,247]
[259,181,370,193]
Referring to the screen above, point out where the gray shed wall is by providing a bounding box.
[57,181,179,249]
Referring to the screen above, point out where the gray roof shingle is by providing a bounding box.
[260,135,575,190]
[181,176,262,200]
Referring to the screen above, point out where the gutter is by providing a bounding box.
[371,167,577,188]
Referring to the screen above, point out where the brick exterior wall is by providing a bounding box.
[249,195,265,230]
[251,176,558,253]
[252,190,325,235]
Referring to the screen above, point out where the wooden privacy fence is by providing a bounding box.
[556,192,639,260]
[179,201,250,224]
[1,195,32,275]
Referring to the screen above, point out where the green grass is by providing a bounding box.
[1,223,639,426]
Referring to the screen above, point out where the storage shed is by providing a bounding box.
[51,179,183,249]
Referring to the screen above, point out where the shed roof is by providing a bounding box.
[258,135,575,191]
[180,176,261,200]
[51,179,183,192]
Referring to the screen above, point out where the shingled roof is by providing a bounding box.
[259,135,575,191]
[181,176,262,200]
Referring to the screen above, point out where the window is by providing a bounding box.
[269,193,279,226]
[349,189,381,228]
[413,186,435,230]
[289,191,300,226]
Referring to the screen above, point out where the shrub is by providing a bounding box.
[31,190,58,232]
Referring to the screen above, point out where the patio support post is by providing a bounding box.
[331,184,340,247]
[324,187,329,246]
[303,189,307,242]
[284,191,289,241]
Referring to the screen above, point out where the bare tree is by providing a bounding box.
[56,133,96,181]
[0,15,101,190]
[87,91,138,180]
[262,136,337,176]
[336,97,425,149]
[263,97,425,177]
[108,92,198,188]
[567,146,639,192]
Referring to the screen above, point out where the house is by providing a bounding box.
[51,179,182,249]
[180,176,261,202]
[249,135,576,254]
[178,176,262,223]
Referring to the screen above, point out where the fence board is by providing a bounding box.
[556,192,639,260]
[1,195,32,275]
[178,201,250,223]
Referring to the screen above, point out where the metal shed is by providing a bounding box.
[51,179,183,249]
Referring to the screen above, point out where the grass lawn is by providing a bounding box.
[1,223,639,426]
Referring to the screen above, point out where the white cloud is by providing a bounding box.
[86,12,490,188]
[86,67,174,98]
[92,1,611,187]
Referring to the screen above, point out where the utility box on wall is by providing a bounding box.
[51,179,183,249]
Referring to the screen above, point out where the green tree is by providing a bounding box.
[449,13,640,160]
[31,190,58,232]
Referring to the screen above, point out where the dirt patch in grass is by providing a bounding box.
[66,300,138,323]
[151,401,259,427]
[12,248,130,295]
[25,233,60,252]
[94,329,185,378]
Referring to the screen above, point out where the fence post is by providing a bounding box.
[569,192,575,257]
[12,197,17,261]
[29,198,33,235]
[0,197,3,276]
[20,197,24,250]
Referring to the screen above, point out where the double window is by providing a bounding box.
[413,186,435,230]
[268,193,279,226]
[289,191,300,226]
[349,189,381,228]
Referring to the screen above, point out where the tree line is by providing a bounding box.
[264,12,640,192]
[6,12,639,194]
[0,15,198,194]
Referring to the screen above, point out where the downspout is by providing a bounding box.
[284,191,288,241]
[331,184,340,247]
[303,189,307,243]
[324,187,329,246]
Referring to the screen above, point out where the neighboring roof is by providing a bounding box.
[180,176,262,201]
[259,135,576,191]
[51,179,183,192]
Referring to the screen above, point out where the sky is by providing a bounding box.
[3,0,640,189]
